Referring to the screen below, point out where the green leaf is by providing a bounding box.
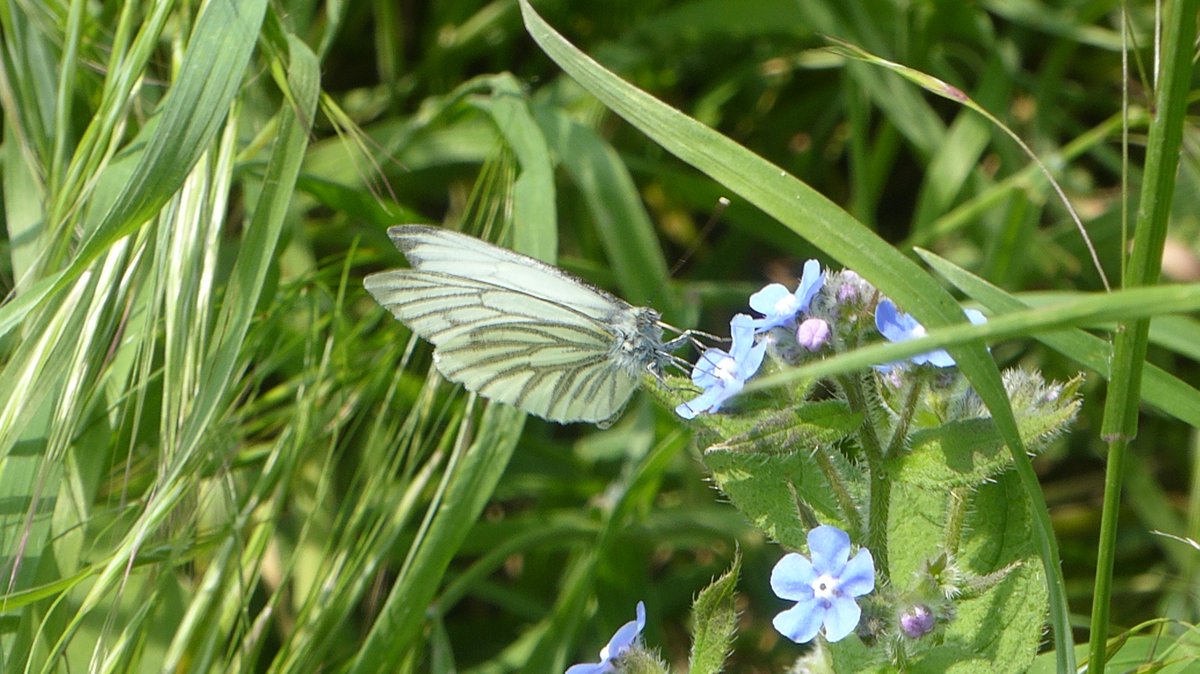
[714,401,863,455]
[688,553,741,674]
[892,375,1081,489]
[348,405,526,672]
[472,74,557,262]
[704,402,863,549]
[879,474,1046,673]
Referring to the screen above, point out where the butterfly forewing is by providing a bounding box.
[365,271,619,348]
[390,226,623,318]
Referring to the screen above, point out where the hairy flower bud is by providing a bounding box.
[899,604,935,639]
[797,318,831,351]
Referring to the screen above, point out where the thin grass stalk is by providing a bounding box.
[1088,1,1198,671]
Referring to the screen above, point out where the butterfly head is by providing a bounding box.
[610,307,671,375]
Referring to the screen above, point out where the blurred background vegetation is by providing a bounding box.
[0,0,1197,672]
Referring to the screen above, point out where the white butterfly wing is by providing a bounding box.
[387,225,624,318]
[364,229,651,424]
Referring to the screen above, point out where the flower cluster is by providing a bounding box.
[675,261,827,418]
[570,254,1079,672]
[675,260,988,419]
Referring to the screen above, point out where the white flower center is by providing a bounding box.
[812,573,839,600]
[911,324,927,338]
[774,295,799,316]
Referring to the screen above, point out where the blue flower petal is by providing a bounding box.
[677,378,744,418]
[822,595,863,642]
[675,387,722,419]
[675,314,764,419]
[807,525,851,576]
[706,379,744,413]
[740,340,767,380]
[773,597,826,644]
[770,552,817,601]
[874,299,918,343]
[601,601,646,659]
[673,401,698,420]
[600,620,640,660]
[911,348,957,368]
[691,349,731,388]
[748,284,794,318]
[796,259,825,310]
[728,313,758,361]
[565,664,609,674]
[747,263,826,333]
[839,549,876,597]
[875,300,990,369]
[568,602,646,674]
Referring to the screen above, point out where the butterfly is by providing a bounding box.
[364,225,684,426]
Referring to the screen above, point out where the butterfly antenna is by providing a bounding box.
[670,197,730,276]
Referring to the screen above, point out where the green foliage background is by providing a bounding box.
[1,0,1198,672]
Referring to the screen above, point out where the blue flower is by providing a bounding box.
[675,314,767,419]
[566,601,646,674]
[771,525,875,644]
[748,259,824,331]
[874,299,987,370]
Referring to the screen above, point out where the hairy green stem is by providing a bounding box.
[812,447,863,539]
[943,486,968,558]
[838,373,889,577]
[886,370,926,456]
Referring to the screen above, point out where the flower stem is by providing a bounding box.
[944,486,968,558]
[885,369,926,456]
[838,373,889,577]
[811,447,863,539]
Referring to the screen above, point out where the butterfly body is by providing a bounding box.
[365,226,672,425]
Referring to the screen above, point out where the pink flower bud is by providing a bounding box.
[796,318,831,351]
